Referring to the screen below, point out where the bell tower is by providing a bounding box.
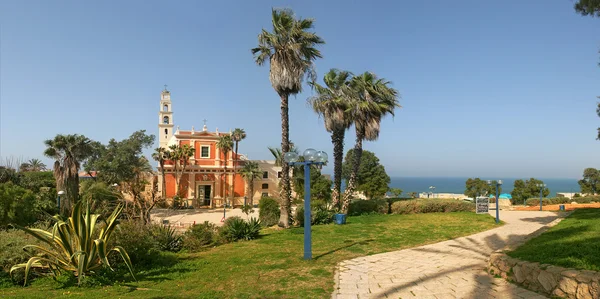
[158,86,174,148]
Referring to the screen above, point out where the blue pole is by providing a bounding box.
[304,162,312,260]
[539,188,543,211]
[57,195,60,213]
[495,183,499,223]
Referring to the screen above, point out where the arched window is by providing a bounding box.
[163,104,168,112]
[262,183,269,190]
[163,116,169,124]
[164,129,168,135]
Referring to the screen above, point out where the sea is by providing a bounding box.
[385,177,581,197]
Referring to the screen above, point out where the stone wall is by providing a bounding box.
[488,252,600,298]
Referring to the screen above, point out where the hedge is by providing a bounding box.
[525,196,600,206]
[391,199,475,214]
[348,199,388,216]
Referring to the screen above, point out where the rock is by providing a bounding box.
[563,270,580,278]
[577,283,591,299]
[514,265,526,283]
[538,270,558,292]
[553,287,567,298]
[572,201,578,204]
[590,281,599,298]
[498,259,511,273]
[575,272,596,283]
[559,277,579,296]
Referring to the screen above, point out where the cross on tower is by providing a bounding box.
[164,84,168,91]
[203,119,207,126]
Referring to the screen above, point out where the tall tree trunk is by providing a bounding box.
[160,163,166,199]
[222,153,228,207]
[342,129,364,213]
[331,128,345,210]
[279,93,291,228]
[231,142,239,207]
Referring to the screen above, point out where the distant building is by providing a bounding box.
[156,88,280,207]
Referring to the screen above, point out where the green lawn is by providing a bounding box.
[508,208,600,271]
[0,212,498,299]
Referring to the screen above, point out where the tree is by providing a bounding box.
[342,72,400,212]
[168,144,195,200]
[511,178,550,203]
[231,128,246,204]
[252,8,325,228]
[389,188,403,198]
[239,161,262,206]
[464,178,501,199]
[0,182,38,228]
[19,158,47,172]
[292,163,332,203]
[575,0,600,17]
[216,135,233,207]
[309,69,353,210]
[579,168,600,195]
[43,134,95,213]
[152,147,169,199]
[342,149,391,201]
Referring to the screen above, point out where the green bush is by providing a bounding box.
[391,199,475,214]
[0,182,39,229]
[111,220,158,268]
[258,197,280,227]
[295,200,335,226]
[574,196,600,203]
[151,224,183,252]
[182,221,219,252]
[549,197,571,205]
[348,199,388,216]
[525,198,551,206]
[0,229,41,284]
[220,216,261,242]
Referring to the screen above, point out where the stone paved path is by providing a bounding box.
[332,211,561,299]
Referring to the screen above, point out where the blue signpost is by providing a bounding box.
[487,180,502,223]
[538,183,546,211]
[57,190,65,214]
[283,148,328,260]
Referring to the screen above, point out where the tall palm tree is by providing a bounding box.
[252,8,325,227]
[309,69,353,210]
[341,72,400,213]
[44,134,94,213]
[27,158,47,171]
[239,161,262,206]
[231,128,246,205]
[216,135,233,207]
[152,147,169,199]
[168,144,194,199]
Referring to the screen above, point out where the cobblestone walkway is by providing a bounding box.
[332,211,561,299]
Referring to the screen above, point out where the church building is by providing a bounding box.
[157,88,281,208]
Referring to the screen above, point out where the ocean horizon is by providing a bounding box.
[340,177,581,197]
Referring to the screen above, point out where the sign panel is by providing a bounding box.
[476,197,489,214]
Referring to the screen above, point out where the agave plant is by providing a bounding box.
[10,200,135,285]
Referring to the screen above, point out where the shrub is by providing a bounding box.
[111,220,157,268]
[182,221,219,252]
[525,198,551,206]
[574,196,600,203]
[0,229,41,284]
[348,199,388,216]
[0,182,39,229]
[295,200,335,226]
[220,216,261,242]
[549,197,571,205]
[151,224,183,252]
[391,199,475,214]
[258,197,280,227]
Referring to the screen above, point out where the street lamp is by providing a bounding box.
[537,183,547,211]
[429,186,436,198]
[283,148,328,260]
[57,190,65,213]
[487,180,502,223]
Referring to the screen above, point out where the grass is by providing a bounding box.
[0,212,498,299]
[508,208,600,271]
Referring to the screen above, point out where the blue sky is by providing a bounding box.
[0,0,598,179]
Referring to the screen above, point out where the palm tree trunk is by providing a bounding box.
[232,142,238,207]
[331,128,345,210]
[342,129,364,213]
[160,164,166,199]
[222,154,228,207]
[278,93,291,228]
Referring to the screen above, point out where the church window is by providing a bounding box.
[163,104,168,111]
[201,146,210,158]
[164,129,168,135]
[163,116,169,124]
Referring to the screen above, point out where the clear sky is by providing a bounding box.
[1,0,598,179]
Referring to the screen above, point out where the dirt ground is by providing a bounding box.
[514,203,600,211]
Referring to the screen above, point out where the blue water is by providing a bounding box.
[386,177,580,197]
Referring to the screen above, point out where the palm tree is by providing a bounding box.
[239,161,262,206]
[252,8,325,227]
[309,69,353,210]
[216,135,233,207]
[28,158,47,171]
[341,72,400,213]
[152,147,169,199]
[231,128,246,205]
[168,144,194,199]
[44,134,94,213]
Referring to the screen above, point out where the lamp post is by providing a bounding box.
[57,190,65,214]
[537,183,546,211]
[429,186,436,198]
[283,148,328,260]
[487,180,502,223]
